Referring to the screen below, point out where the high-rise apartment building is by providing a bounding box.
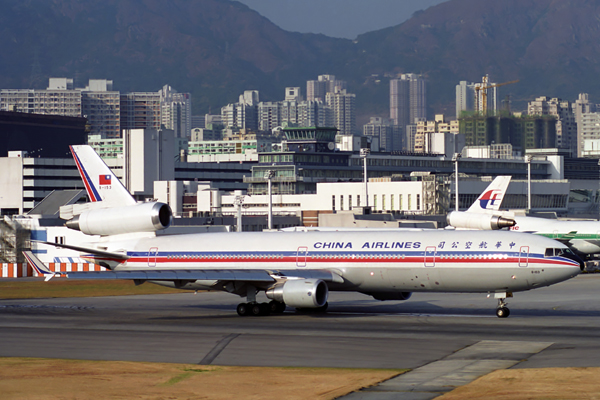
[0,78,188,139]
[306,75,346,102]
[363,117,402,152]
[455,76,499,117]
[456,80,476,118]
[159,85,192,139]
[119,92,161,135]
[221,90,259,132]
[326,89,356,135]
[390,74,426,141]
[528,96,576,155]
[574,93,599,157]
[80,80,121,138]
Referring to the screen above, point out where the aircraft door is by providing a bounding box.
[424,246,436,267]
[296,246,308,267]
[148,247,158,267]
[518,246,529,267]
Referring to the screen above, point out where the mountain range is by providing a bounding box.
[1,0,599,124]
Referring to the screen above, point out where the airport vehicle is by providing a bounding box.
[24,147,584,318]
[448,176,600,257]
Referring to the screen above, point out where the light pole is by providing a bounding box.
[525,155,533,212]
[234,192,244,232]
[264,170,275,230]
[597,159,600,220]
[452,153,461,211]
[360,148,370,208]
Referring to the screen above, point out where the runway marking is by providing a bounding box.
[199,333,240,365]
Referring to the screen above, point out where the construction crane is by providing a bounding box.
[474,76,519,114]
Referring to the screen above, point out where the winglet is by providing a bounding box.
[467,176,512,213]
[22,251,63,281]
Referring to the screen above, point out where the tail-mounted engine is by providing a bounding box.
[266,279,329,308]
[65,202,172,236]
[447,211,515,230]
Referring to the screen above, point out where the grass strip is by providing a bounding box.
[0,279,181,299]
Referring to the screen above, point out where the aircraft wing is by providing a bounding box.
[66,268,343,283]
[23,250,343,283]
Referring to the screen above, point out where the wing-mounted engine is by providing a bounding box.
[447,211,515,230]
[65,202,172,236]
[266,279,328,308]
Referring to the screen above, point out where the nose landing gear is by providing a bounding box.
[494,292,512,318]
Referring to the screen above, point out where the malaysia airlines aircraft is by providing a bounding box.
[448,176,600,257]
[447,176,516,230]
[24,147,584,318]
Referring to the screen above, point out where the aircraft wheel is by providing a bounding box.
[251,303,263,316]
[276,301,287,314]
[237,303,249,316]
[269,300,286,314]
[260,302,272,316]
[496,307,510,318]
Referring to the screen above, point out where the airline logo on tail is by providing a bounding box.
[466,176,511,213]
[478,189,503,210]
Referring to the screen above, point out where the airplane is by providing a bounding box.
[448,176,600,257]
[24,146,584,318]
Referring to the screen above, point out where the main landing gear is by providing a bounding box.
[236,300,286,316]
[236,285,285,316]
[494,292,512,318]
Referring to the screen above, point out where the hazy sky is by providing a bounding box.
[236,0,448,39]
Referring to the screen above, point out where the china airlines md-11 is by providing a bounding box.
[24,146,584,318]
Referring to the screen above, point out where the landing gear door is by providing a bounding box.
[518,246,529,267]
[296,246,308,267]
[148,247,158,267]
[424,246,436,267]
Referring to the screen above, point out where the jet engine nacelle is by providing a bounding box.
[447,211,515,230]
[266,279,329,308]
[66,202,172,236]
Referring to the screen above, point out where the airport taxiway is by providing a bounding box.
[1,275,600,370]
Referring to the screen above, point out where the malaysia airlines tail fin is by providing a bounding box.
[466,176,511,213]
[70,145,136,206]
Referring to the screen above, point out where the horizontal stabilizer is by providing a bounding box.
[36,241,129,260]
[22,251,63,281]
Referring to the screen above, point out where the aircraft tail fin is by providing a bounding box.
[466,176,511,213]
[70,145,136,206]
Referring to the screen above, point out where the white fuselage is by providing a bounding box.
[509,216,600,255]
[87,230,581,295]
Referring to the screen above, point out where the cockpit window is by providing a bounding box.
[545,248,568,257]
